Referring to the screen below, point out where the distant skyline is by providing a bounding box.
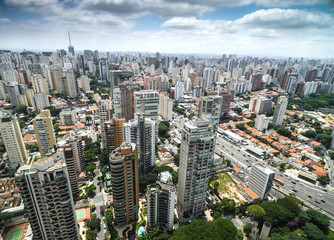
[0,0,334,58]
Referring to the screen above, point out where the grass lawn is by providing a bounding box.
[210,173,233,193]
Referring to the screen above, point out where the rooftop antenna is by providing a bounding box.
[68,30,72,47]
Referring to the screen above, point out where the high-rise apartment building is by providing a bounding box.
[15,151,80,240]
[113,85,134,122]
[249,96,272,114]
[175,80,184,100]
[110,143,139,226]
[177,119,216,217]
[147,171,176,230]
[248,163,275,199]
[123,115,156,174]
[99,95,113,149]
[134,91,159,121]
[203,67,214,89]
[33,109,56,157]
[110,70,133,94]
[64,69,78,98]
[198,96,222,128]
[272,96,288,126]
[0,111,27,167]
[32,74,49,94]
[99,58,109,83]
[32,93,50,112]
[219,91,232,117]
[158,93,173,121]
[303,81,318,97]
[254,115,269,131]
[60,110,78,126]
[102,118,125,156]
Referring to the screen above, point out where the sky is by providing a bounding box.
[0,0,334,58]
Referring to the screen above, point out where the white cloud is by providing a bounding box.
[255,0,328,7]
[0,18,11,23]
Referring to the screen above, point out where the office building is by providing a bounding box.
[68,31,75,56]
[0,111,27,167]
[113,85,134,122]
[103,118,125,156]
[33,109,56,157]
[147,171,176,230]
[60,110,78,126]
[123,115,156,174]
[15,151,80,240]
[272,96,288,126]
[254,115,269,131]
[110,143,139,226]
[177,119,216,217]
[99,95,113,149]
[32,93,50,112]
[99,58,109,83]
[248,163,275,199]
[158,93,173,121]
[198,96,222,128]
[134,91,159,121]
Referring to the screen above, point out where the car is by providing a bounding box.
[292,181,296,184]
[321,199,326,203]
[293,189,298,192]
[308,195,312,198]
[315,200,320,204]
[317,193,323,197]
[322,189,328,192]
[231,153,234,156]
[243,155,246,157]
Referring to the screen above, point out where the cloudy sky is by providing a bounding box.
[0,0,334,58]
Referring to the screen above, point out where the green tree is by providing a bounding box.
[87,214,101,231]
[303,223,325,240]
[266,108,275,117]
[305,209,330,233]
[277,196,301,215]
[86,230,96,240]
[234,107,242,114]
[318,175,330,185]
[85,162,96,174]
[0,212,13,223]
[173,154,180,166]
[330,152,334,160]
[247,205,265,222]
[260,202,294,227]
[13,104,27,114]
[235,228,244,240]
[243,222,252,238]
[303,130,317,139]
[158,121,170,137]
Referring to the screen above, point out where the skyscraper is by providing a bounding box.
[32,93,50,112]
[134,91,159,121]
[158,93,173,121]
[198,96,222,128]
[99,58,109,83]
[0,111,27,167]
[110,70,133,94]
[15,151,80,240]
[110,143,139,226]
[33,109,56,157]
[248,163,275,199]
[123,115,156,174]
[102,118,125,156]
[99,95,113,149]
[177,119,216,217]
[147,171,176,230]
[272,96,288,126]
[64,69,78,98]
[113,85,134,122]
[203,67,214,89]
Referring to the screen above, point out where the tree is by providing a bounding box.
[173,154,180,166]
[0,212,13,223]
[303,223,325,240]
[279,163,286,171]
[303,130,317,139]
[45,106,62,117]
[234,107,242,114]
[86,230,96,240]
[171,218,237,240]
[87,214,101,231]
[235,228,244,240]
[221,198,236,213]
[277,128,292,138]
[243,222,252,238]
[277,196,301,215]
[266,108,275,117]
[85,162,96,174]
[105,209,114,231]
[260,202,294,227]
[158,121,170,137]
[214,181,219,191]
[247,205,265,222]
[304,209,330,233]
[13,104,27,114]
[317,175,330,185]
[85,184,96,196]
[330,152,334,160]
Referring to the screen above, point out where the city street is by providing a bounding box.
[215,132,334,219]
[91,162,108,239]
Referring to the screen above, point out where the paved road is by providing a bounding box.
[91,162,108,239]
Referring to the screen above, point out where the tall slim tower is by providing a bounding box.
[272,96,288,126]
[0,111,27,167]
[198,96,222,128]
[102,118,125,156]
[110,143,139,226]
[99,95,113,149]
[33,109,56,157]
[177,119,216,217]
[113,85,134,122]
[134,90,159,121]
[68,31,75,56]
[15,151,80,240]
[123,115,156,174]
